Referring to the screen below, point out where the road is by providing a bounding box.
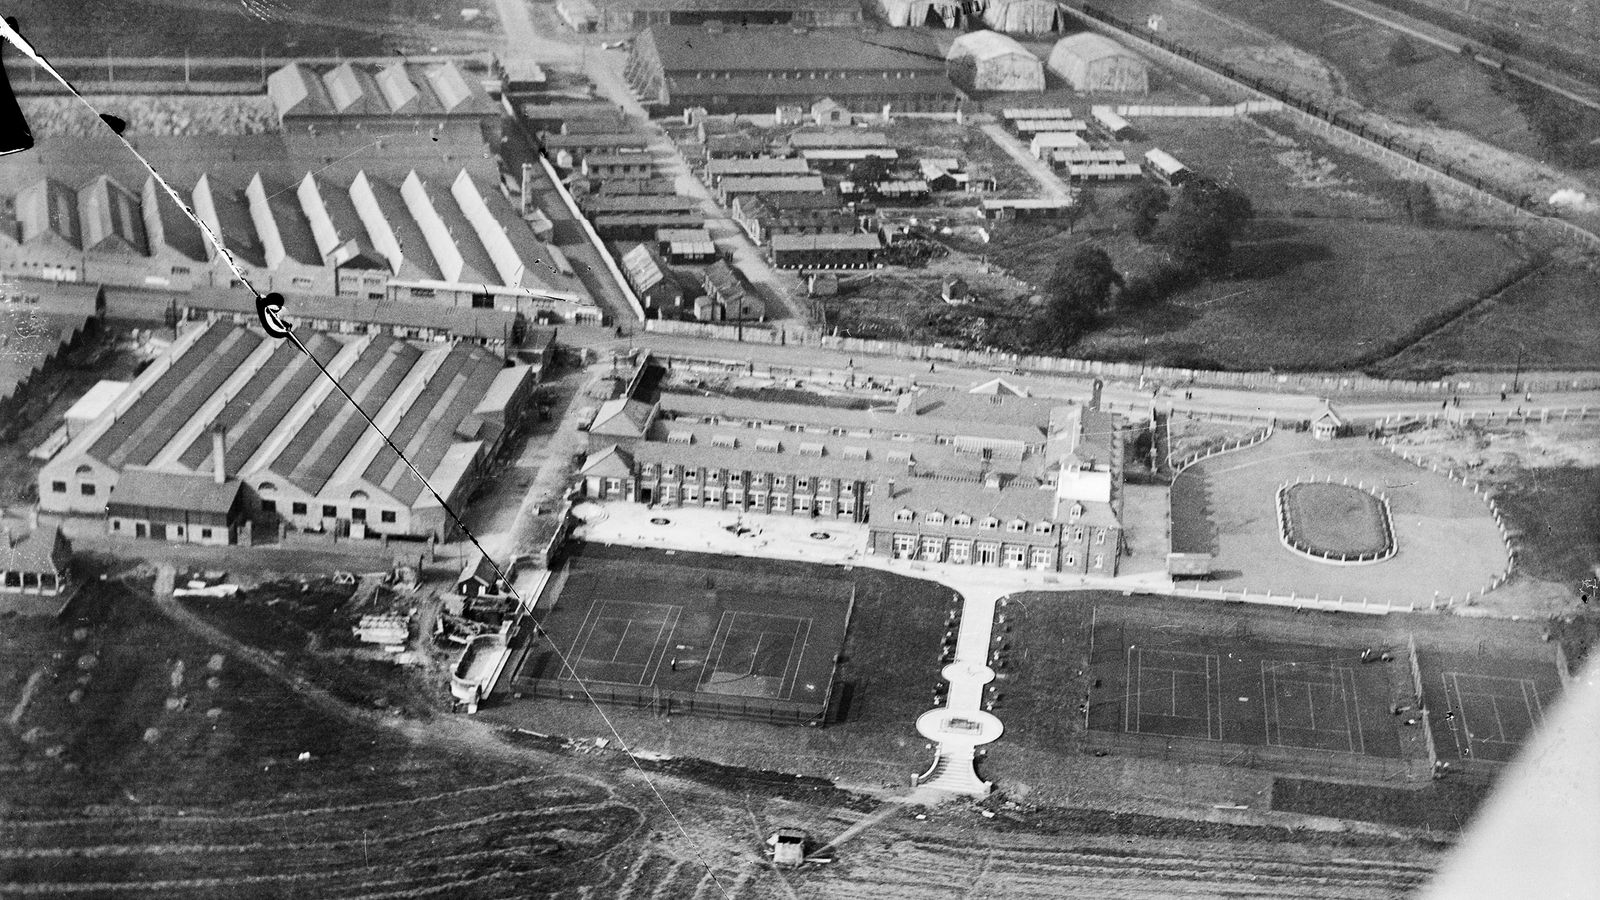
[979,122,1073,203]
[490,0,808,329]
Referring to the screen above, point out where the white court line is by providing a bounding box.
[567,598,607,668]
[631,609,676,686]
[1343,666,1366,754]
[1447,672,1474,759]
[1260,661,1273,746]
[1212,653,1223,741]
[609,619,639,663]
[777,617,812,700]
[644,606,683,686]
[1127,646,1141,734]
[705,611,737,680]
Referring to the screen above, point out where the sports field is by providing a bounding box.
[512,545,854,723]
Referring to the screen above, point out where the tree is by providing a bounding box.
[1388,35,1423,66]
[1122,182,1170,240]
[1038,244,1122,352]
[1158,177,1254,274]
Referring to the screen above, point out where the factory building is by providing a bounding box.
[41,322,535,542]
[265,60,503,145]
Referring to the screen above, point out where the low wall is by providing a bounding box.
[1274,477,1397,565]
[1112,100,1285,117]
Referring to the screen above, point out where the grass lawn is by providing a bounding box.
[1376,263,1600,376]
[1283,482,1392,557]
[489,548,956,787]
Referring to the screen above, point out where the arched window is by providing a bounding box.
[351,490,369,501]
[74,464,93,477]
[258,481,277,495]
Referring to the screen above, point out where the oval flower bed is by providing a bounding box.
[1276,480,1396,564]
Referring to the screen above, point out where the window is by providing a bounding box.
[665,465,679,478]
[1031,548,1053,569]
[604,478,622,493]
[1004,545,1027,567]
[795,477,810,491]
[292,276,314,287]
[948,540,971,564]
[410,287,435,298]
[261,499,277,513]
[381,510,396,523]
[1069,503,1083,522]
[1093,553,1105,569]
[201,528,213,540]
[80,483,96,496]
[112,520,121,531]
[952,514,971,528]
[1033,522,1053,535]
[892,534,916,557]
[171,266,191,275]
[292,502,308,515]
[1065,553,1076,567]
[1095,530,1106,545]
[772,475,788,490]
[351,507,367,521]
[322,505,338,518]
[1074,528,1084,542]
[1007,519,1026,533]
[729,472,743,485]
[979,517,999,530]
[51,481,66,493]
[894,508,913,523]
[919,536,944,561]
[925,511,945,525]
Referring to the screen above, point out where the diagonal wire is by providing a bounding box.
[0,20,734,898]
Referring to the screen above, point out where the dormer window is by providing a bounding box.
[952,514,972,528]
[894,508,914,523]
[1032,522,1052,535]
[1069,503,1083,522]
[925,511,946,526]
[1007,519,1027,533]
[979,517,999,530]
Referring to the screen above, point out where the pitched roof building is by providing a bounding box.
[626,24,965,114]
[266,60,502,144]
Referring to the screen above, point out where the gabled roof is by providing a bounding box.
[76,174,148,254]
[423,63,475,113]
[590,398,655,438]
[969,377,1028,397]
[0,526,68,574]
[1315,404,1345,426]
[17,178,82,248]
[376,60,421,112]
[266,63,326,118]
[620,244,667,294]
[110,470,243,515]
[580,443,635,477]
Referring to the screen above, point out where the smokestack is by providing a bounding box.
[1090,379,1103,411]
[212,426,227,484]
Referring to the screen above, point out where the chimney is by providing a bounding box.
[886,477,896,499]
[211,426,227,484]
[1090,379,1103,411]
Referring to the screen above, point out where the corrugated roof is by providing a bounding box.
[717,175,828,195]
[247,172,322,268]
[109,469,242,515]
[1052,32,1136,63]
[424,62,474,113]
[322,62,368,114]
[787,131,890,149]
[770,233,881,252]
[353,170,440,282]
[620,244,666,294]
[193,173,267,268]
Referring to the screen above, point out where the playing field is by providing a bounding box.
[511,545,854,724]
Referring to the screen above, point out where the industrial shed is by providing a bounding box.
[947,31,1044,93]
[980,0,1065,34]
[1048,33,1149,94]
[876,0,966,27]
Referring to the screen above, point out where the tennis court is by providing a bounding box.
[1439,672,1544,763]
[511,545,854,723]
[1087,606,1401,762]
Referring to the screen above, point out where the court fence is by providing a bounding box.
[1409,634,1441,777]
[517,678,830,726]
[1081,728,1431,784]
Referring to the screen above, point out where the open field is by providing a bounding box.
[1282,482,1392,556]
[1376,264,1600,377]
[1172,431,1506,604]
[511,544,854,723]
[0,576,646,895]
[490,545,956,787]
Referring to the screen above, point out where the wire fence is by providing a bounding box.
[515,679,830,726]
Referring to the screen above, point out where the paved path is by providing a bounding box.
[979,123,1072,203]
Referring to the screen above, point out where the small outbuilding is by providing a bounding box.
[767,829,808,867]
[0,523,71,599]
[877,0,965,27]
[1048,33,1149,94]
[1311,405,1345,441]
[811,98,851,126]
[946,31,1045,93]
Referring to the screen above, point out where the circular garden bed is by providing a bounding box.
[1277,480,1396,564]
